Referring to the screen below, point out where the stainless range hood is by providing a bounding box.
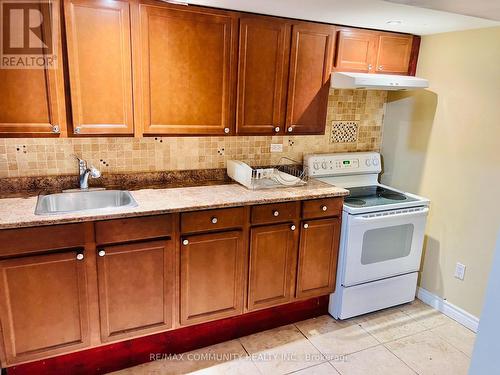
[331,72,429,90]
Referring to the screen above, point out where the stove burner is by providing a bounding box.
[345,198,366,206]
[380,192,407,201]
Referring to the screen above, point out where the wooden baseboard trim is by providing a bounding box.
[6,295,329,375]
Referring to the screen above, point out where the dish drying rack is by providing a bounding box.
[227,158,308,190]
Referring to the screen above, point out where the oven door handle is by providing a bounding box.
[352,207,429,222]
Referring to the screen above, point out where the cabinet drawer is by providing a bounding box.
[302,198,343,219]
[0,223,86,257]
[181,207,245,234]
[95,215,174,245]
[251,202,300,225]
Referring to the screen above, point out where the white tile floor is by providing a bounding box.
[111,300,475,375]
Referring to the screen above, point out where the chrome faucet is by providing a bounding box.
[73,155,101,190]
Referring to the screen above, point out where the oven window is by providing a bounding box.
[361,224,414,265]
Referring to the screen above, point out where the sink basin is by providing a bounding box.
[35,190,138,215]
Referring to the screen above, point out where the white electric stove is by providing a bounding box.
[304,152,430,319]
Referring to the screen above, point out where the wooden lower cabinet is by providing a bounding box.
[248,223,297,310]
[0,250,89,364]
[180,230,245,325]
[296,218,341,298]
[96,240,174,342]
[0,200,344,367]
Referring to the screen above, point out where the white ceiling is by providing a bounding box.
[184,0,500,35]
[385,0,500,22]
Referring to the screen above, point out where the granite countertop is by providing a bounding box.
[0,179,348,229]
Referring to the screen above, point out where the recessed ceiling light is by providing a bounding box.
[386,20,403,25]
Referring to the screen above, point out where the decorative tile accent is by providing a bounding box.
[0,89,387,178]
[331,121,358,143]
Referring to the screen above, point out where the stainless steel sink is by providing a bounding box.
[35,190,138,215]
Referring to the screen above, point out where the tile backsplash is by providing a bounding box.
[0,90,386,178]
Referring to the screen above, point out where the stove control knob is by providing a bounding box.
[313,162,320,170]
[321,162,327,169]
[372,158,379,166]
[365,159,371,167]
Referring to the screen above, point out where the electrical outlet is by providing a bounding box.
[270,144,283,153]
[454,262,466,280]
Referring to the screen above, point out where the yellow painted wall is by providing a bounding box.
[381,27,500,317]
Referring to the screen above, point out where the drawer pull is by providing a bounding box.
[273,210,279,217]
[303,223,309,229]
[274,127,280,132]
[291,225,296,231]
[287,126,293,132]
[321,205,328,211]
[76,252,84,261]
[224,127,230,134]
[98,249,106,257]
[182,239,189,246]
[211,217,218,224]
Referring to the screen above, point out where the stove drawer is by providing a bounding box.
[302,198,343,219]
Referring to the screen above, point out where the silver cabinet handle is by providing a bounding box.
[273,210,279,217]
[182,239,189,246]
[76,252,84,261]
[368,64,373,70]
[287,126,293,132]
[74,127,81,134]
[211,217,218,224]
[378,65,383,70]
[303,223,309,229]
[98,249,106,257]
[291,225,296,231]
[224,128,230,134]
[274,127,280,132]
[321,205,328,211]
[51,124,60,134]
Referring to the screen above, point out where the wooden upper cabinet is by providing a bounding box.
[375,34,413,74]
[140,4,237,135]
[236,16,290,135]
[64,0,134,135]
[286,22,334,135]
[0,0,66,137]
[96,240,174,342]
[296,218,340,298]
[180,230,244,325]
[334,29,378,73]
[0,251,89,364]
[248,223,297,310]
[335,28,416,75]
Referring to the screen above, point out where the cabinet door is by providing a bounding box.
[65,0,134,135]
[296,218,340,298]
[286,22,334,135]
[236,16,290,135]
[140,4,237,135]
[180,231,244,325]
[375,34,413,74]
[0,251,89,364]
[334,29,378,73]
[96,240,173,342]
[248,223,297,310]
[0,0,66,136]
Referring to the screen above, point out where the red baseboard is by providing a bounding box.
[6,296,329,375]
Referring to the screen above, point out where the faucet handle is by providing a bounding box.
[89,166,101,179]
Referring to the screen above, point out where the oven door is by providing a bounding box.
[342,206,428,287]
